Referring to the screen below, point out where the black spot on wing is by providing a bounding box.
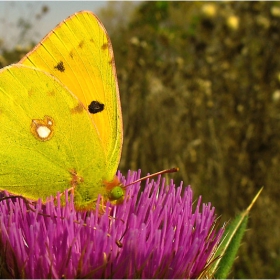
[54,61,65,72]
[88,101,105,114]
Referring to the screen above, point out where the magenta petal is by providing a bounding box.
[0,170,224,279]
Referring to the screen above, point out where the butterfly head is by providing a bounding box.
[104,176,125,204]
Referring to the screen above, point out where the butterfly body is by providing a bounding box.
[0,11,123,210]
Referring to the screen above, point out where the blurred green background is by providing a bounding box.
[1,1,280,278]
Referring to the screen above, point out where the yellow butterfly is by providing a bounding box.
[0,11,123,210]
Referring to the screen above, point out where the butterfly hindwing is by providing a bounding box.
[0,64,108,207]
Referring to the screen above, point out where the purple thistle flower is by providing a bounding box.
[0,170,224,279]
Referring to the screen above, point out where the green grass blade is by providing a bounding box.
[211,187,263,278]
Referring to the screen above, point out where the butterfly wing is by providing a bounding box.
[0,65,109,208]
[19,11,122,181]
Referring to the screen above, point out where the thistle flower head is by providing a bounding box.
[0,170,224,279]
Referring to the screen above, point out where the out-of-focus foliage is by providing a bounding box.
[100,2,280,278]
[1,1,280,278]
[0,3,49,67]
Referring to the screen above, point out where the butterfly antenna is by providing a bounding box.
[124,167,179,188]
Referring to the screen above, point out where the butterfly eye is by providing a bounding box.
[88,101,105,114]
[110,186,124,201]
